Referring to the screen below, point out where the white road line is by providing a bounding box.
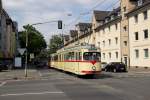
[0,91,64,97]
[0,82,7,87]
[38,71,42,77]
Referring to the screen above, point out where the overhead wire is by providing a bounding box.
[65,0,110,27]
[87,0,121,44]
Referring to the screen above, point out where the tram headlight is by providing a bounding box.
[92,66,96,71]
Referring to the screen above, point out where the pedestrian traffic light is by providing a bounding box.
[58,20,62,29]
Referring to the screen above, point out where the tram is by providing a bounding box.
[50,44,101,76]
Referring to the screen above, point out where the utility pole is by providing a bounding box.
[24,20,62,78]
[25,27,28,77]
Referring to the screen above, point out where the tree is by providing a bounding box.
[49,35,63,54]
[19,25,47,56]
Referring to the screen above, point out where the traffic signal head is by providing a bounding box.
[58,20,62,29]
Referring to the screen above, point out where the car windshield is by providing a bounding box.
[83,52,100,61]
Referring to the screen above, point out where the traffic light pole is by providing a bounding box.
[24,20,62,78]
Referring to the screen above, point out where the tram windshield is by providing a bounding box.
[83,52,100,61]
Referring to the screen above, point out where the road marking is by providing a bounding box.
[38,71,42,77]
[0,91,64,97]
[0,82,6,87]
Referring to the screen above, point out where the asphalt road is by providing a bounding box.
[0,69,150,100]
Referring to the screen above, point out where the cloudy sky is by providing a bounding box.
[2,0,119,44]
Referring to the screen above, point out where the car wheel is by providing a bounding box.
[113,68,117,73]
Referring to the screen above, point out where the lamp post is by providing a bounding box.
[24,20,61,78]
[25,28,28,78]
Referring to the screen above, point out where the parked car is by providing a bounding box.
[0,61,9,71]
[0,63,2,71]
[101,62,107,71]
[104,62,127,72]
[34,60,48,68]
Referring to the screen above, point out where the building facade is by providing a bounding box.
[95,10,122,63]
[0,0,17,63]
[128,0,150,68]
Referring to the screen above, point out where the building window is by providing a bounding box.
[108,39,111,45]
[138,0,143,6]
[135,32,139,40]
[144,29,148,39]
[134,15,138,23]
[135,49,139,58]
[115,24,118,30]
[116,52,118,59]
[144,49,149,58]
[123,26,127,32]
[98,42,100,47]
[124,41,127,46]
[123,7,126,12]
[109,52,111,59]
[103,53,105,59]
[143,11,148,20]
[108,26,110,31]
[115,37,118,44]
[103,29,105,34]
[103,41,105,47]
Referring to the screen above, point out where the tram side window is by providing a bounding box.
[54,55,58,61]
[59,54,61,61]
[79,52,82,60]
[70,52,75,60]
[64,54,67,60]
[76,52,82,60]
[51,56,54,61]
[65,52,75,60]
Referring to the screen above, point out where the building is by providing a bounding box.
[127,0,150,68]
[120,0,137,66]
[0,2,17,64]
[95,8,122,64]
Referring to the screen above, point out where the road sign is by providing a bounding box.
[18,48,26,55]
[30,53,34,59]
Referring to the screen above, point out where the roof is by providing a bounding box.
[70,30,78,37]
[93,10,111,21]
[76,22,92,31]
[64,35,70,41]
[108,7,121,16]
[127,0,150,17]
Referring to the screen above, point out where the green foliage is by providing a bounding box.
[19,25,47,56]
[49,35,63,54]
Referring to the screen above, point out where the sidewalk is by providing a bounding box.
[0,69,40,81]
[128,67,150,74]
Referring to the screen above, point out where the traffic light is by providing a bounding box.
[58,20,62,29]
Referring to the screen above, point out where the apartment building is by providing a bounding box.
[0,9,17,62]
[95,8,122,63]
[120,0,137,66]
[127,0,150,68]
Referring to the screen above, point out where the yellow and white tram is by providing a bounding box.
[50,44,101,76]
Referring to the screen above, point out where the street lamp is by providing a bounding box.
[24,20,62,78]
